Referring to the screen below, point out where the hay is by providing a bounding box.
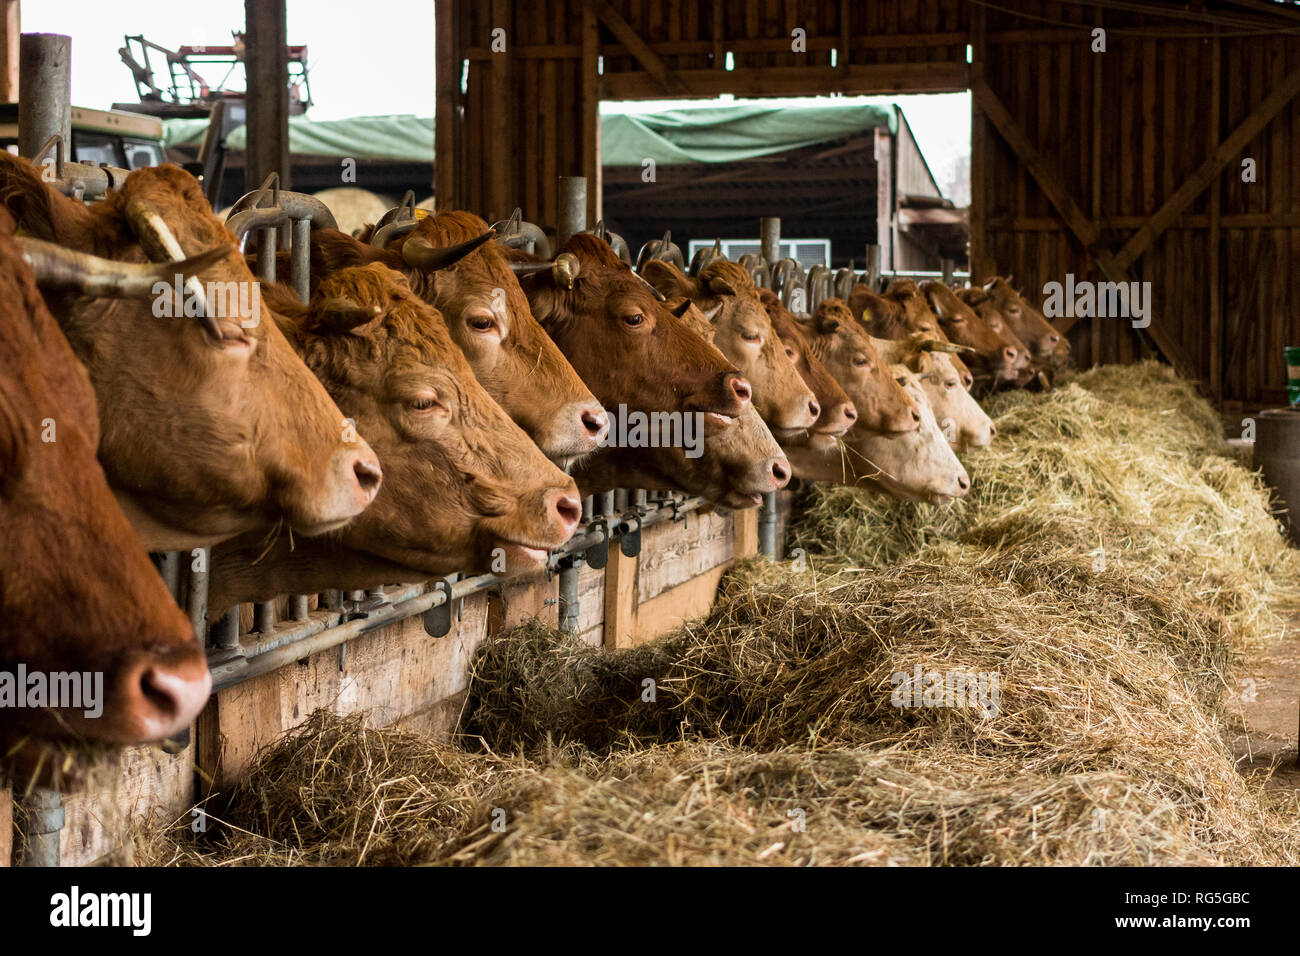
[130,362,1300,866]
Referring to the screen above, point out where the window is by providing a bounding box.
[687,238,831,268]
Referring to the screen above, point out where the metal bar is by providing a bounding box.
[290,594,310,621]
[865,244,882,290]
[941,257,955,284]
[210,608,240,650]
[18,34,71,166]
[291,217,312,303]
[257,226,277,284]
[759,491,779,558]
[157,551,182,600]
[187,548,210,642]
[244,0,290,192]
[17,788,62,867]
[253,601,276,634]
[558,558,581,634]
[558,176,587,248]
[760,217,781,268]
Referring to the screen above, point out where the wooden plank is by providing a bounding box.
[1209,30,1222,397]
[969,0,987,277]
[637,510,734,603]
[601,61,969,98]
[434,0,457,206]
[582,2,602,224]
[0,784,10,867]
[630,566,729,646]
[591,0,693,95]
[602,544,638,650]
[0,0,18,102]
[733,507,759,558]
[1112,60,1300,273]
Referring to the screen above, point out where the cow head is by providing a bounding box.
[759,288,857,451]
[516,235,751,431]
[0,156,382,551]
[268,263,580,575]
[642,258,817,438]
[798,299,920,436]
[918,280,1024,384]
[981,276,1068,364]
[312,213,609,467]
[788,363,971,505]
[876,335,996,450]
[0,218,209,785]
[852,282,976,391]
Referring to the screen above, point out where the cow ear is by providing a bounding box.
[705,272,737,296]
[318,297,384,335]
[641,259,695,300]
[0,154,95,245]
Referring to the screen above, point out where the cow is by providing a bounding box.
[849,279,976,392]
[759,288,857,451]
[0,215,209,784]
[0,155,382,551]
[640,258,819,442]
[917,280,1026,385]
[572,296,790,507]
[308,212,609,468]
[208,263,583,608]
[786,300,970,503]
[513,234,751,429]
[874,335,996,450]
[976,276,1069,365]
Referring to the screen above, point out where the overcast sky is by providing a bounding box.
[26,2,969,202]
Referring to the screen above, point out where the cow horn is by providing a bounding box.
[632,270,667,302]
[916,337,975,355]
[318,296,382,333]
[401,228,495,272]
[552,253,579,289]
[123,197,226,340]
[19,237,232,300]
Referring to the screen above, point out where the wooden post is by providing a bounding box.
[733,508,759,558]
[0,784,11,867]
[0,1,18,102]
[487,0,510,221]
[434,0,457,208]
[602,545,637,649]
[581,2,602,224]
[1208,28,1222,398]
[968,1,986,280]
[244,0,290,190]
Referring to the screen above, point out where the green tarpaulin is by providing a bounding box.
[162,114,435,162]
[600,103,896,166]
[162,103,896,166]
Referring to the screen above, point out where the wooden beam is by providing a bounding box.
[1208,29,1222,398]
[590,0,692,96]
[1111,60,1300,273]
[602,544,637,650]
[969,0,988,278]
[0,1,18,102]
[433,0,456,208]
[581,2,601,224]
[601,61,968,99]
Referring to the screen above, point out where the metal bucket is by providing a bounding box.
[1254,407,1300,544]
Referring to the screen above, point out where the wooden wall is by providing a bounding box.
[439,0,1300,407]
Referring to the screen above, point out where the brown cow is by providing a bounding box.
[641,258,818,438]
[574,297,791,507]
[513,235,752,431]
[850,280,975,391]
[209,263,582,607]
[309,212,609,467]
[0,155,381,551]
[759,288,857,451]
[796,298,920,438]
[0,215,209,784]
[979,276,1068,364]
[918,280,1025,384]
[874,335,996,449]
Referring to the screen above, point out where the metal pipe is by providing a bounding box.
[244,0,290,192]
[865,244,882,290]
[941,257,955,284]
[759,491,779,558]
[187,548,210,642]
[290,594,310,621]
[291,217,312,302]
[157,551,182,600]
[760,217,781,269]
[558,558,581,634]
[253,601,276,634]
[18,34,72,166]
[17,788,62,867]
[257,226,277,284]
[558,176,587,248]
[210,608,240,651]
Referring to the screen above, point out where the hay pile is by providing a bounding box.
[130,361,1300,866]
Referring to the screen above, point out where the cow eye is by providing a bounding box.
[895,375,908,385]
[622,312,645,328]
[851,354,870,368]
[467,313,496,333]
[741,331,761,343]
[1008,306,1021,315]
[945,379,958,389]
[963,374,974,389]
[408,395,445,413]
[785,346,797,360]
